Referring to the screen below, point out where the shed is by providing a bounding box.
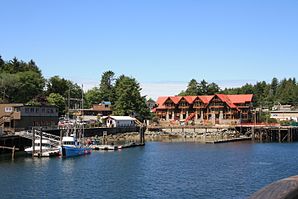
[106,116,136,127]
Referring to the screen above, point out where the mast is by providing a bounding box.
[66,88,71,137]
[81,84,85,143]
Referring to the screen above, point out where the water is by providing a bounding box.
[1,142,298,199]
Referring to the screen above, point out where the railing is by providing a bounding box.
[15,130,60,146]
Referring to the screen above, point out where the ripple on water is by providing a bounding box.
[1,142,298,199]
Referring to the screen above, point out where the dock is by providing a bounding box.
[91,142,145,151]
[33,149,60,157]
[205,136,251,144]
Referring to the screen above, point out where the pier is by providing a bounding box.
[147,125,298,143]
[236,125,298,143]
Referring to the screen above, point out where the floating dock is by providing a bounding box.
[205,137,251,144]
[91,142,145,151]
[33,149,60,157]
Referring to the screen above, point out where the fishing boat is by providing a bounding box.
[25,139,53,155]
[60,135,91,158]
[60,85,91,158]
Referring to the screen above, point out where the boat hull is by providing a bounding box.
[60,146,91,158]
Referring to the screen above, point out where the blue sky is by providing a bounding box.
[1,0,297,99]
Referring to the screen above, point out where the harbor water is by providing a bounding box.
[1,142,298,199]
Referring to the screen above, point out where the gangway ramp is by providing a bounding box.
[15,130,60,147]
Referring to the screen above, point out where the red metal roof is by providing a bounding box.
[155,94,253,110]
[215,94,237,109]
[155,96,169,109]
[198,95,214,104]
[170,96,182,104]
[156,96,169,106]
[226,94,253,104]
[183,96,197,104]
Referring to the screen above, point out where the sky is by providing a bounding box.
[0,0,298,100]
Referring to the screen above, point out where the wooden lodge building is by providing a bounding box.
[153,94,254,125]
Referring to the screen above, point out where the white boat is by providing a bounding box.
[25,139,53,154]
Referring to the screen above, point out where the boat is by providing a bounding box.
[60,85,91,158]
[25,139,53,155]
[60,135,91,158]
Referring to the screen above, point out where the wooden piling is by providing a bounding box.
[32,128,35,158]
[12,146,15,160]
[252,127,255,142]
[39,128,43,158]
[278,127,281,143]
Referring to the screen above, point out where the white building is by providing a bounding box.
[106,116,136,127]
[270,105,298,122]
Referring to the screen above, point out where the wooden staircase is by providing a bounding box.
[185,112,196,123]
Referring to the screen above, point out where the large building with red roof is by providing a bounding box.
[154,94,254,125]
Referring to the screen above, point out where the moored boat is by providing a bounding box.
[60,136,91,158]
[25,139,53,155]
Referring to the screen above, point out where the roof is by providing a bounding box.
[154,94,253,110]
[226,94,253,104]
[216,94,237,109]
[170,96,182,104]
[108,116,136,121]
[197,96,213,104]
[183,96,197,104]
[156,96,169,109]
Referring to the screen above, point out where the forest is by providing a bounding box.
[0,56,151,121]
[1,55,297,121]
[179,78,298,108]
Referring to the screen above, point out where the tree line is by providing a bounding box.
[0,56,151,121]
[179,78,298,108]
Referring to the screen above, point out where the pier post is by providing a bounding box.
[12,146,15,160]
[32,128,35,158]
[60,129,63,146]
[287,128,292,143]
[39,127,42,158]
[278,127,281,143]
[260,130,263,143]
[252,127,255,142]
[103,131,107,145]
[139,126,145,144]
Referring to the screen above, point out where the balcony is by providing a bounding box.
[193,105,204,109]
[209,105,224,109]
[165,105,175,109]
[178,105,189,109]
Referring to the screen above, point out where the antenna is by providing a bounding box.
[81,84,85,142]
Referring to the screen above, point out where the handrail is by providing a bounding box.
[250,175,298,199]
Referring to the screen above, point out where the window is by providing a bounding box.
[4,107,13,113]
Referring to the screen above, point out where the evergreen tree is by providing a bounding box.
[207,82,220,95]
[46,76,69,97]
[197,79,208,95]
[47,93,66,116]
[113,75,151,121]
[185,79,198,95]
[84,87,101,108]
[99,71,115,103]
